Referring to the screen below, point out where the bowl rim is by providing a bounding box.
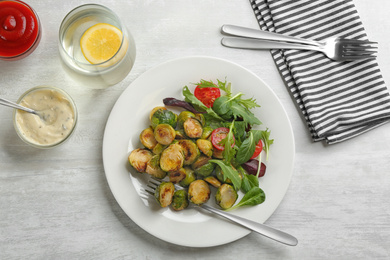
[0,0,42,60]
[13,85,78,149]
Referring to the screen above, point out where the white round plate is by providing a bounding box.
[102,56,295,247]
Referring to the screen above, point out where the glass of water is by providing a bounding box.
[58,4,136,88]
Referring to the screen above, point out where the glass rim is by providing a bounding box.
[0,0,42,60]
[58,3,127,68]
[13,86,78,149]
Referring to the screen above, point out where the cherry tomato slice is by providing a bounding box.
[194,85,221,108]
[211,127,235,151]
[250,140,263,159]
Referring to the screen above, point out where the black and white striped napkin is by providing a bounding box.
[250,0,390,144]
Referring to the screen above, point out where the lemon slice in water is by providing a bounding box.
[80,23,123,65]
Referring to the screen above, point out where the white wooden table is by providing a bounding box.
[1,0,389,259]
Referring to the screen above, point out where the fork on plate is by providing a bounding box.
[221,24,377,61]
[145,177,298,246]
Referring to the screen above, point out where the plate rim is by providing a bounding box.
[102,55,295,247]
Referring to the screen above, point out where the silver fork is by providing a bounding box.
[221,24,377,61]
[145,178,298,246]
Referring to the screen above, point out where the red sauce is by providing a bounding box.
[0,0,41,60]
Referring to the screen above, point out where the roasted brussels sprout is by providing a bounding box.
[188,179,211,205]
[150,106,166,121]
[140,127,158,150]
[183,118,203,139]
[171,190,189,211]
[177,139,200,165]
[152,143,166,155]
[215,184,238,210]
[196,139,213,157]
[154,124,176,145]
[154,181,175,208]
[195,113,205,126]
[201,126,214,139]
[194,162,215,178]
[160,143,184,172]
[175,129,187,139]
[204,176,221,188]
[146,155,167,179]
[128,148,153,172]
[169,168,187,184]
[177,111,195,128]
[151,108,177,128]
[191,155,210,170]
[179,167,196,187]
[212,146,224,159]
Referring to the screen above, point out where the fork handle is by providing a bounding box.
[221,37,319,51]
[221,24,320,47]
[200,204,298,246]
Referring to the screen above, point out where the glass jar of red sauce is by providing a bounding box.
[0,0,41,60]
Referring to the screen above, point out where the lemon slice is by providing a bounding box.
[80,23,123,64]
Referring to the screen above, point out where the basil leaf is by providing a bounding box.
[209,160,241,190]
[228,187,266,211]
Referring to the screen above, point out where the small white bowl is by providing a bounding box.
[13,86,78,148]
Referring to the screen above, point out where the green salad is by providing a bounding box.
[128,79,273,211]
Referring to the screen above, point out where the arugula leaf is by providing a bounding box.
[195,79,232,96]
[228,187,266,211]
[196,79,218,88]
[221,120,236,164]
[209,160,241,190]
[228,91,260,110]
[213,98,261,127]
[216,79,231,95]
[230,100,261,126]
[232,121,247,144]
[195,80,261,127]
[182,86,224,121]
[235,95,260,110]
[260,128,274,160]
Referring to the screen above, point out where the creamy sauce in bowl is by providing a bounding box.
[14,86,77,148]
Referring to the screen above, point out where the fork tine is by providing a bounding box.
[144,189,155,196]
[343,45,378,50]
[343,50,377,56]
[341,54,377,61]
[340,39,378,45]
[145,177,165,195]
[149,178,162,186]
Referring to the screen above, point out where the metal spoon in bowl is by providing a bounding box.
[0,97,56,124]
